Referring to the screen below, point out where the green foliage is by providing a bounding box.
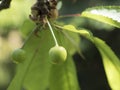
[8,26,80,90]
[81,6,120,28]
[93,37,120,90]
[6,2,120,90]
[81,8,120,89]
[8,29,53,90]
[49,55,80,90]
[59,24,120,90]
[20,19,35,38]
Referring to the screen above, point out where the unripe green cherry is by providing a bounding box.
[12,48,26,64]
[49,46,67,64]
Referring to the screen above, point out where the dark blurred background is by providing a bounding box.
[0,0,120,90]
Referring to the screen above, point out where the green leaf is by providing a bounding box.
[8,25,80,90]
[56,24,92,39]
[62,25,91,37]
[20,20,35,38]
[49,54,80,90]
[58,24,120,90]
[93,37,120,90]
[8,29,53,90]
[54,25,81,54]
[55,24,88,57]
[81,6,120,28]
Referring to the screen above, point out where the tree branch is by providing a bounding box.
[0,0,12,11]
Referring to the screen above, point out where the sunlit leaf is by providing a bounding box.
[81,6,120,28]
[93,37,120,90]
[62,25,91,37]
[58,24,120,90]
[56,24,91,39]
[57,30,81,55]
[56,24,88,57]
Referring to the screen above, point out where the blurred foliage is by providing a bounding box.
[0,0,120,90]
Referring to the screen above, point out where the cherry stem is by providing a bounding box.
[46,19,59,46]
